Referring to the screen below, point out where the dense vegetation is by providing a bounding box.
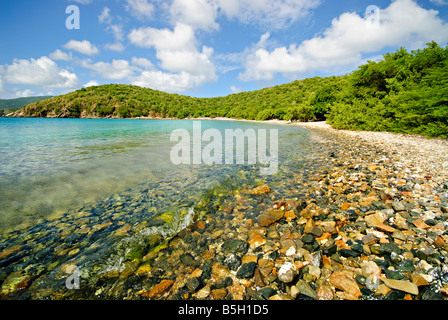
[0,96,52,116]
[10,42,448,138]
[327,41,448,138]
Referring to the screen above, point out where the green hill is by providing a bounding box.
[0,96,53,116]
[10,42,448,138]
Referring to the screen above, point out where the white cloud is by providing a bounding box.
[98,7,112,24]
[98,7,126,52]
[429,0,448,5]
[129,23,197,51]
[239,0,448,81]
[131,57,154,70]
[230,85,244,94]
[216,0,321,30]
[125,0,154,21]
[63,40,99,56]
[105,42,125,52]
[49,49,72,61]
[170,0,219,31]
[128,23,217,91]
[81,59,138,80]
[15,89,35,98]
[84,80,99,87]
[2,56,80,89]
[132,71,211,93]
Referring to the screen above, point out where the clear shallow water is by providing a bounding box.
[0,118,319,299]
[0,118,308,233]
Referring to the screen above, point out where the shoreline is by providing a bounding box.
[1,117,448,300]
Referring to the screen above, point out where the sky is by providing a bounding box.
[0,0,447,99]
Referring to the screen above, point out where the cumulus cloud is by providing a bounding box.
[81,59,139,80]
[131,71,211,93]
[98,7,126,52]
[63,40,99,56]
[49,49,72,61]
[129,23,217,92]
[170,0,219,31]
[429,0,448,5]
[84,80,99,87]
[131,57,154,70]
[129,23,197,51]
[2,56,80,89]
[239,0,448,81]
[125,0,154,21]
[215,0,321,30]
[15,89,35,98]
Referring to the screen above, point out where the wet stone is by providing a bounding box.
[301,234,314,244]
[180,253,200,267]
[395,260,415,273]
[236,262,256,279]
[223,254,241,271]
[222,239,249,255]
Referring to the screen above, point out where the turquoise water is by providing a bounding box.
[0,118,323,299]
[0,118,307,233]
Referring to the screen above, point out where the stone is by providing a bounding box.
[253,268,266,287]
[257,287,277,300]
[284,210,296,222]
[395,259,415,273]
[248,234,266,249]
[143,279,174,299]
[376,223,397,233]
[278,262,296,283]
[392,202,406,212]
[186,277,201,293]
[224,254,241,271]
[362,234,379,246]
[412,219,430,229]
[211,288,227,300]
[296,279,318,300]
[258,209,284,227]
[120,260,139,278]
[301,234,314,244]
[180,253,200,267]
[329,271,361,300]
[382,278,419,296]
[361,261,381,278]
[114,224,131,236]
[251,184,271,195]
[0,271,32,296]
[213,277,233,289]
[316,285,334,300]
[222,239,249,255]
[310,226,323,237]
[236,262,256,279]
[365,213,386,228]
[194,284,211,299]
[365,275,380,291]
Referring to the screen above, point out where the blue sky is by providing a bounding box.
[0,0,447,99]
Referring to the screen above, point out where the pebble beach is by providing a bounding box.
[1,121,448,300]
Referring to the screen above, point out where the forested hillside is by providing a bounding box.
[10,42,448,138]
[0,96,52,116]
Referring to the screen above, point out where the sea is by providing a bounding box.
[0,118,323,298]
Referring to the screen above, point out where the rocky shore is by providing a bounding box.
[92,122,448,300]
[1,121,448,300]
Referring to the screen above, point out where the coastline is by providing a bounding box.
[127,119,448,300]
[1,117,448,300]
